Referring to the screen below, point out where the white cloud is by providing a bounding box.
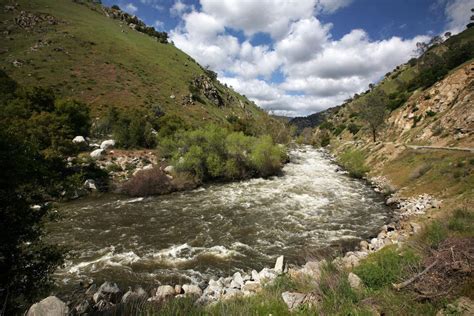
[200,0,318,39]
[170,0,191,17]
[124,3,138,14]
[445,0,474,33]
[275,17,331,63]
[154,20,164,29]
[316,0,353,13]
[170,0,432,116]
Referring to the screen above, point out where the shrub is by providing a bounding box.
[338,149,369,178]
[347,123,360,135]
[333,124,346,136]
[448,208,474,233]
[160,125,286,182]
[354,246,420,290]
[421,221,448,249]
[250,135,284,177]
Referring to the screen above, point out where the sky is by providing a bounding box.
[102,0,474,117]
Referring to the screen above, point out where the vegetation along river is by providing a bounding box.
[49,146,391,291]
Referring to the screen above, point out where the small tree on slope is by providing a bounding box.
[360,92,387,142]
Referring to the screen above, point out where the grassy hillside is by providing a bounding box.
[0,0,265,126]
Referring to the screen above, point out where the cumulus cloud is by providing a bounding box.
[170,0,432,116]
[444,0,474,33]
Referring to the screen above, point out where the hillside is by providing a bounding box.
[0,0,266,126]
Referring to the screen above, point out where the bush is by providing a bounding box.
[447,208,474,233]
[250,135,285,177]
[338,149,369,178]
[159,125,286,182]
[422,221,448,249]
[347,123,360,135]
[354,246,420,290]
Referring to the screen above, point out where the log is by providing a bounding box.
[392,260,438,290]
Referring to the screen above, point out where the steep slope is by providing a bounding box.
[0,0,264,125]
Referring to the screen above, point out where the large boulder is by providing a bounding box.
[274,255,285,274]
[121,286,147,303]
[27,296,68,316]
[83,179,97,191]
[348,272,363,290]
[281,292,307,311]
[72,136,87,145]
[182,284,202,297]
[90,148,105,159]
[100,139,116,150]
[148,285,175,301]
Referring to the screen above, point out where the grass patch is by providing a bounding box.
[447,208,474,235]
[421,221,448,249]
[338,148,369,178]
[353,246,420,290]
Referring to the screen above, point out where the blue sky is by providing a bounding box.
[102,0,473,116]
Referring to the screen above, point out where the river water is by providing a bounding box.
[49,146,390,290]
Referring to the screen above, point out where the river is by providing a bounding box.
[49,146,390,291]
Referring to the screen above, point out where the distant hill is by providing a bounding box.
[0,0,266,126]
[289,106,341,134]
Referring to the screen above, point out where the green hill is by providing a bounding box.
[0,0,265,125]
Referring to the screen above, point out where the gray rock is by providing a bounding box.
[100,139,116,150]
[72,136,87,145]
[90,148,105,159]
[174,284,183,294]
[410,222,422,234]
[274,255,285,274]
[232,272,244,287]
[348,272,363,290]
[122,286,147,303]
[98,281,120,294]
[251,269,261,282]
[155,285,175,300]
[281,292,307,311]
[83,179,97,191]
[259,268,277,281]
[222,288,241,300]
[182,284,202,297]
[27,296,68,316]
[74,300,90,314]
[164,165,175,174]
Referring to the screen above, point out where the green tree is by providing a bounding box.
[0,130,64,314]
[360,92,387,142]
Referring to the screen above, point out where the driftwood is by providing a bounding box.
[392,260,439,290]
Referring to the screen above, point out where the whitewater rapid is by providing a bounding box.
[49,146,390,289]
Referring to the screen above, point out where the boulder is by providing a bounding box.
[300,260,325,281]
[348,272,363,290]
[90,148,105,159]
[164,165,175,174]
[100,139,116,150]
[222,288,242,300]
[410,222,422,234]
[174,284,183,294]
[251,269,261,282]
[27,296,68,316]
[83,179,97,191]
[72,136,87,145]
[259,268,277,281]
[154,285,175,300]
[281,292,307,311]
[94,281,121,304]
[182,284,202,297]
[232,272,244,287]
[74,300,91,314]
[121,287,147,303]
[274,255,285,274]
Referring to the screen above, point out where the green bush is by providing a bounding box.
[447,208,474,233]
[354,246,420,290]
[347,123,360,135]
[159,125,286,182]
[338,149,369,178]
[422,221,448,249]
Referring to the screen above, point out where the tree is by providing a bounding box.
[360,92,387,142]
[0,129,64,314]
